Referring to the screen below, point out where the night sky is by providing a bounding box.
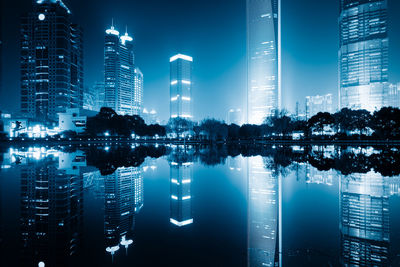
[1,0,400,121]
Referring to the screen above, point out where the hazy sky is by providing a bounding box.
[1,0,400,122]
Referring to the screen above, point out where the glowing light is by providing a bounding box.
[38,262,45,267]
[182,196,191,200]
[38,14,45,21]
[120,32,133,45]
[106,245,120,254]
[182,80,191,85]
[104,132,110,137]
[182,179,191,184]
[120,236,133,248]
[170,218,193,227]
[182,96,191,101]
[171,80,178,85]
[171,96,179,101]
[170,54,193,62]
[171,179,179,184]
[106,26,119,36]
[171,195,178,200]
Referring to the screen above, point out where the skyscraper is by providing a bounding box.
[247,0,281,125]
[133,67,143,116]
[170,54,193,120]
[104,24,139,116]
[21,0,83,121]
[339,0,389,111]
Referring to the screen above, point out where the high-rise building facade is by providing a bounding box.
[133,67,143,116]
[104,24,140,116]
[305,94,334,118]
[170,54,193,120]
[339,0,389,111]
[21,0,83,121]
[227,108,243,125]
[247,0,281,125]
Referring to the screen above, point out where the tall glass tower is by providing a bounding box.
[339,0,389,111]
[21,0,83,121]
[133,67,143,116]
[170,54,193,120]
[104,24,140,115]
[246,0,281,125]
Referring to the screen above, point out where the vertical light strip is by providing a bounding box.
[278,0,282,112]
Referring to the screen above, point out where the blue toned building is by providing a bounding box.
[104,23,140,115]
[21,0,83,122]
[339,0,389,111]
[170,54,193,120]
[246,0,281,124]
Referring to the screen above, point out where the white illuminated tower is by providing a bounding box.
[21,0,83,121]
[104,23,140,115]
[170,54,193,120]
[247,0,281,124]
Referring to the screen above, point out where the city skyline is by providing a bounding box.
[2,0,400,122]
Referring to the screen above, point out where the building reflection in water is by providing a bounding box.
[340,171,391,266]
[104,166,143,259]
[169,146,193,227]
[247,156,281,267]
[19,149,84,267]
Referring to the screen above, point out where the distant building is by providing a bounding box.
[58,108,87,133]
[388,83,400,108]
[170,54,193,120]
[339,0,389,111]
[227,109,243,125]
[84,82,105,112]
[142,108,158,124]
[133,67,143,116]
[21,0,83,121]
[306,94,333,118]
[247,0,281,124]
[104,23,139,115]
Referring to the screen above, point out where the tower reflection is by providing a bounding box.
[104,166,143,258]
[169,146,194,227]
[20,150,84,267]
[340,172,390,266]
[247,156,281,267]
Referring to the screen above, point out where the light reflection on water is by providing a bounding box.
[0,145,400,266]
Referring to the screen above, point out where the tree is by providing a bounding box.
[167,118,193,138]
[308,112,334,135]
[199,119,228,141]
[371,107,400,139]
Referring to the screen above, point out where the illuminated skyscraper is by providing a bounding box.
[247,156,281,266]
[133,67,143,116]
[20,0,83,121]
[104,23,139,115]
[339,0,389,111]
[84,81,105,112]
[340,172,390,265]
[170,54,193,120]
[247,0,281,124]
